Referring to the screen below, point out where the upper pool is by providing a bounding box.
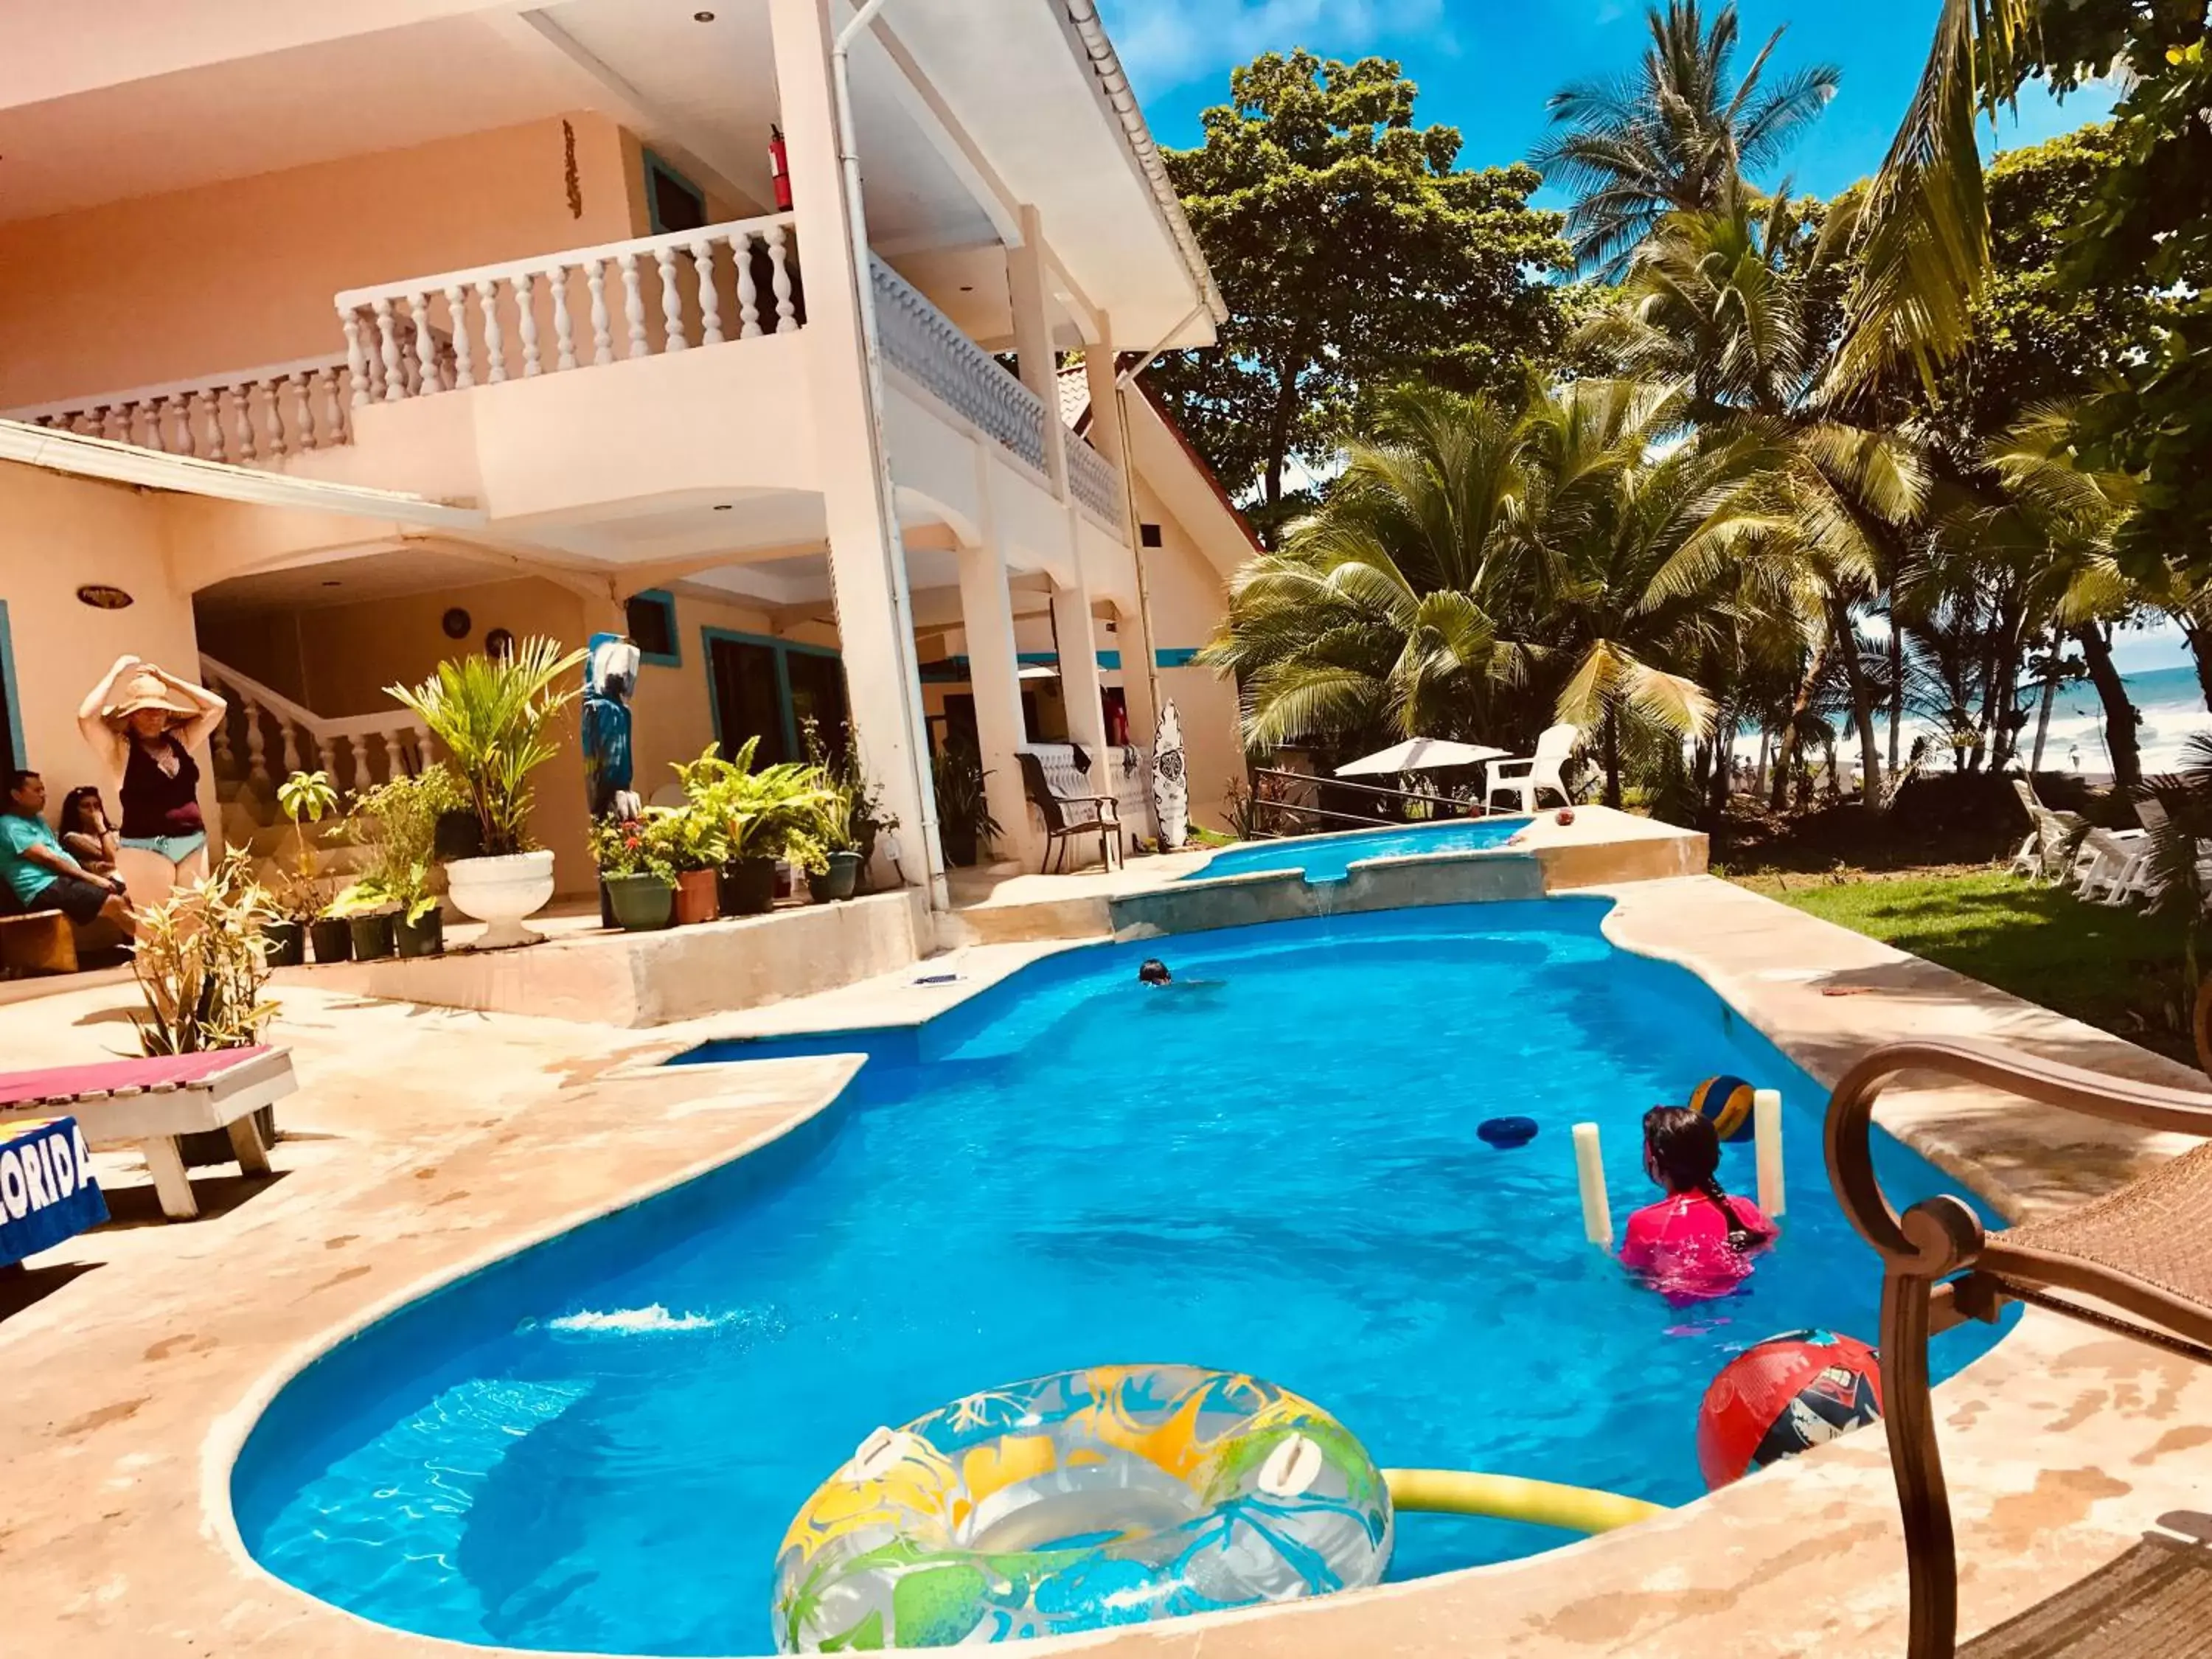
[232,900,2009,1656]
[1182,816,1532,883]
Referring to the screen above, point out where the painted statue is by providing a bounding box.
[581,633,643,821]
[1151,699,1189,852]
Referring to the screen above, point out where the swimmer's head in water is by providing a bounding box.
[1138,959,1172,985]
[1643,1105,1769,1252]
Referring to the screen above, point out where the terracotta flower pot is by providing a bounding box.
[605,872,675,931]
[673,867,720,925]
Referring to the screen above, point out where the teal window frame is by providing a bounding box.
[0,599,23,771]
[625,589,682,668]
[642,150,707,235]
[700,627,844,761]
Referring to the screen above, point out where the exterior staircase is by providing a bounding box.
[199,655,431,898]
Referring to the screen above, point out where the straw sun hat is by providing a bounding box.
[101,667,197,726]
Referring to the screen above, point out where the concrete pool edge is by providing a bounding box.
[10,877,2212,1658]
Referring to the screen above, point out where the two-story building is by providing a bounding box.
[0,0,1252,901]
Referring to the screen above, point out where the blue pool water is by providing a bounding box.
[1183,817,1532,883]
[233,900,2011,1656]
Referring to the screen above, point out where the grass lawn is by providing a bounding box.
[1731,867,2200,1067]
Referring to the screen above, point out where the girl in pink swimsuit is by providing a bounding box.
[1620,1106,1775,1304]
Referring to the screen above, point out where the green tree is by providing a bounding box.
[1153,52,1572,527]
[1534,0,1839,276]
[1199,380,1793,805]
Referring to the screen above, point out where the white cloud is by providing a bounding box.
[1101,0,1447,93]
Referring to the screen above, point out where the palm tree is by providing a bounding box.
[1202,380,1790,804]
[1535,0,1840,276]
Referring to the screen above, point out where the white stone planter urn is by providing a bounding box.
[444,851,557,950]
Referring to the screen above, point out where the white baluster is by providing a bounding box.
[98,406,123,442]
[585,259,613,365]
[243,699,268,787]
[314,368,341,445]
[516,271,543,376]
[200,391,226,462]
[548,264,577,371]
[342,308,370,408]
[768,225,798,333]
[210,709,234,775]
[378,731,403,782]
[278,717,302,778]
[433,285,468,389]
[230,385,258,462]
[657,246,688,351]
[373,298,406,403]
[157,397,187,456]
[476,280,507,384]
[691,237,723,345]
[735,232,762,338]
[406,293,439,397]
[270,380,296,457]
[315,736,338,783]
[620,253,650,358]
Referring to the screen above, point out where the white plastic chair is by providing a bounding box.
[2008,779,2087,883]
[2076,826,2152,903]
[1487,724,1582,813]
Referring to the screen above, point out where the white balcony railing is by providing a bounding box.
[872,256,1048,476]
[333,213,801,405]
[7,355,358,465]
[200,655,431,796]
[1067,434,1122,527]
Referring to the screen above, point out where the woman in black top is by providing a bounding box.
[77,657,226,908]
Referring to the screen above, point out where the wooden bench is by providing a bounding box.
[0,1047,295,1220]
[0,908,77,978]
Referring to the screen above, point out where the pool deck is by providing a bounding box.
[5,872,2211,1657]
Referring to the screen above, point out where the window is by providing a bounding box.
[644,150,707,235]
[0,600,21,772]
[703,629,848,766]
[625,590,681,667]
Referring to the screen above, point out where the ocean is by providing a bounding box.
[1730,664,2210,780]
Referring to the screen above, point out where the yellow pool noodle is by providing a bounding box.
[1382,1469,1666,1535]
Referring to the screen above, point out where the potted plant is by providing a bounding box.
[808,773,865,902]
[590,814,676,931]
[387,637,585,949]
[674,741,835,916]
[307,900,353,966]
[804,717,893,895]
[267,769,339,966]
[327,765,466,960]
[658,800,727,925]
[933,737,1001,868]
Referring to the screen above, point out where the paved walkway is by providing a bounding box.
[2,875,2208,1657]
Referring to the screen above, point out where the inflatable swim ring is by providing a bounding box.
[773,1364,1393,1652]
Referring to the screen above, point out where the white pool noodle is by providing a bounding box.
[1753,1088,1785,1218]
[1572,1121,1612,1249]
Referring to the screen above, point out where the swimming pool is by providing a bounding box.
[1183,817,1532,883]
[232,900,2009,1655]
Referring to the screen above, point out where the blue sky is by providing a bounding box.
[1095,0,2185,671]
[1096,0,2119,206]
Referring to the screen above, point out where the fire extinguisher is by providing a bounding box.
[769,125,793,212]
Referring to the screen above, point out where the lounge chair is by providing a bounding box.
[1826,1039,2212,1658]
[1015,750,1122,875]
[2073,825,2152,904]
[2006,779,2087,883]
[0,1046,294,1220]
[1488,724,1582,814]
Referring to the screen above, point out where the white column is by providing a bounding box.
[1084,316,1163,751]
[957,463,1044,869]
[1052,578,1113,767]
[770,0,941,900]
[1006,204,1067,498]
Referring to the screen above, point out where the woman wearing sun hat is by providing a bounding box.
[75,655,227,908]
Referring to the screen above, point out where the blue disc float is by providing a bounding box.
[773,1365,1393,1651]
[1477,1116,1538,1149]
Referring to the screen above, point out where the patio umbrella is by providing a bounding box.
[1335,739,1509,777]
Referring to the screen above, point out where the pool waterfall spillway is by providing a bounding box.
[228,897,2015,1657]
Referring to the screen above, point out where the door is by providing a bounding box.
[709,636,790,765]
[783,650,850,762]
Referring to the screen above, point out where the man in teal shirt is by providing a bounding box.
[2,769,135,936]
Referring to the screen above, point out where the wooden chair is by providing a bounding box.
[0,887,78,978]
[1015,750,1122,875]
[1825,1039,2212,1658]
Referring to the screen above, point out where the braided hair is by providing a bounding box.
[1641,1105,1773,1253]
